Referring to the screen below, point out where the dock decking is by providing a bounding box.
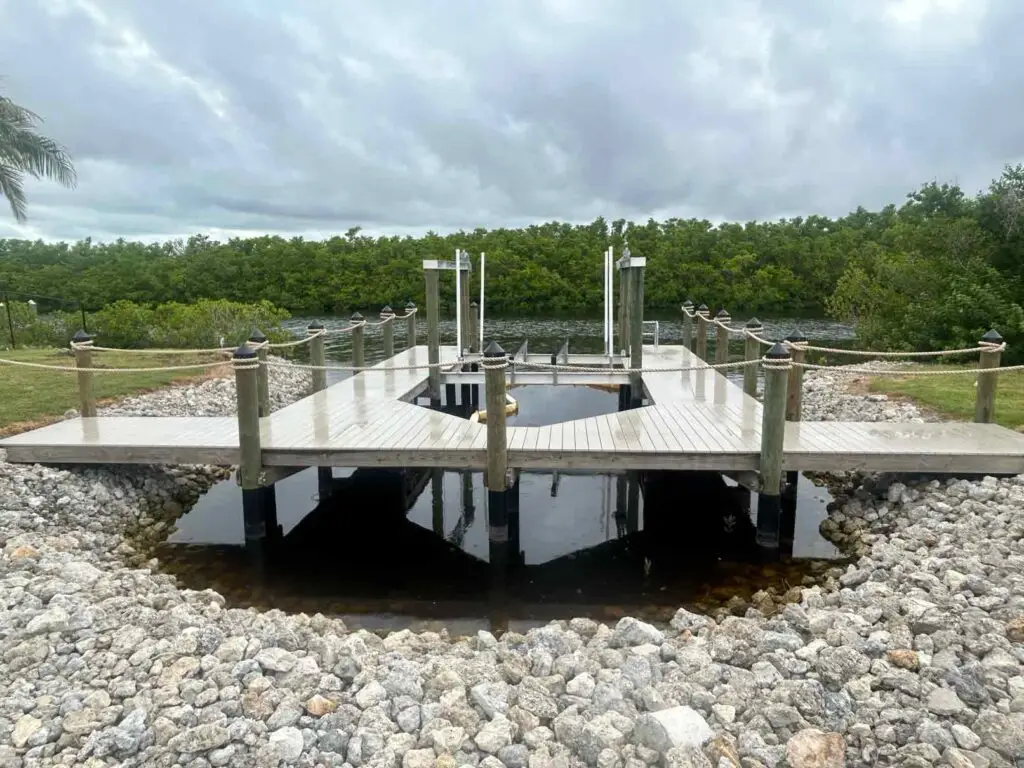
[3,344,1024,475]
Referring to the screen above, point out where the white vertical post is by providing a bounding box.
[607,246,614,357]
[455,248,463,358]
[479,252,486,351]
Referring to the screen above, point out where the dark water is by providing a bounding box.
[153,316,851,631]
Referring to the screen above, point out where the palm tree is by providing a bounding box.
[0,93,76,222]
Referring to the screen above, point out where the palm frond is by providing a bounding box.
[0,161,28,223]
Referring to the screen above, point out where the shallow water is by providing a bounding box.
[156,317,850,630]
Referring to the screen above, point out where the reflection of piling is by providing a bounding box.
[757,342,790,552]
[508,472,522,569]
[626,471,640,534]
[614,473,627,537]
[431,469,444,536]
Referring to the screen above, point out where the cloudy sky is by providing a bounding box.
[0,0,1021,242]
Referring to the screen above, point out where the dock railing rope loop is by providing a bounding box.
[0,357,233,373]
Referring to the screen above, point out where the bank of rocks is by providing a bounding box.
[1,360,1023,767]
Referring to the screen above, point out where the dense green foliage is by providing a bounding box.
[3,166,1024,358]
[2,298,290,350]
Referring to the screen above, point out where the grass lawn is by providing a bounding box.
[868,364,1024,431]
[0,347,228,436]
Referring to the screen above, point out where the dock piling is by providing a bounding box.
[405,301,417,349]
[483,341,511,579]
[715,309,731,366]
[743,318,762,397]
[975,329,1003,423]
[618,262,631,356]
[350,312,365,371]
[784,331,807,491]
[757,342,791,551]
[72,329,96,417]
[627,254,646,407]
[695,304,709,360]
[308,321,333,500]
[233,344,275,569]
[381,306,395,359]
[248,329,271,417]
[423,263,441,407]
[681,299,694,353]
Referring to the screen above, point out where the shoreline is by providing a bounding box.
[1,362,1021,766]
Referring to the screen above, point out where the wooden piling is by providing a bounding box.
[743,318,762,398]
[71,330,96,418]
[618,263,632,355]
[233,344,273,567]
[757,342,791,550]
[681,300,694,353]
[714,309,731,367]
[248,329,271,417]
[459,255,472,355]
[424,263,441,406]
[405,301,417,349]
[695,305,709,360]
[469,300,479,354]
[628,257,646,406]
[350,312,365,370]
[975,329,1004,423]
[380,306,395,359]
[483,341,510,579]
[308,321,333,499]
[785,331,807,422]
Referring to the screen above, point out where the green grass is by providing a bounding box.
[0,347,227,435]
[868,364,1024,431]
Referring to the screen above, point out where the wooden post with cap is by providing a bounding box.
[350,312,365,371]
[975,329,1003,423]
[380,305,395,359]
[307,321,333,500]
[72,329,97,417]
[405,301,417,349]
[483,340,513,583]
[695,304,710,361]
[714,309,731,367]
[627,252,646,408]
[248,329,271,417]
[423,261,441,407]
[757,342,790,551]
[743,318,762,398]
[784,330,807,492]
[681,300,694,353]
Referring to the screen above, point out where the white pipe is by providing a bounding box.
[607,246,614,357]
[479,251,485,352]
[455,248,463,357]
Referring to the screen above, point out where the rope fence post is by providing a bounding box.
[307,321,333,499]
[785,331,807,424]
[350,312,365,371]
[758,342,791,552]
[483,341,513,587]
[469,301,479,354]
[695,304,709,361]
[405,302,417,349]
[72,329,96,417]
[715,309,731,366]
[380,305,395,359]
[628,254,646,407]
[975,329,1004,423]
[248,329,270,417]
[743,318,762,397]
[423,261,441,407]
[681,299,694,353]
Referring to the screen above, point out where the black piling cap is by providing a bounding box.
[405,301,416,310]
[698,303,709,313]
[745,317,762,328]
[71,329,93,343]
[786,329,807,343]
[248,328,267,343]
[982,329,1004,343]
[682,299,694,309]
[233,344,257,359]
[484,340,506,358]
[381,305,394,315]
[307,320,324,331]
[470,300,478,308]
[351,311,364,321]
[766,342,791,359]
[716,308,730,319]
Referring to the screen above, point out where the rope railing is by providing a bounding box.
[0,357,233,373]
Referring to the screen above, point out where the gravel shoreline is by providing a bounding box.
[2,361,1023,767]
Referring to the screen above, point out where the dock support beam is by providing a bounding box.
[757,343,791,551]
[405,302,417,349]
[308,322,334,500]
[627,253,646,408]
[72,330,96,417]
[695,304,710,360]
[350,313,365,371]
[380,306,395,359]
[681,300,694,353]
[424,263,441,407]
[784,331,807,492]
[975,329,1003,423]
[234,345,276,570]
[714,309,731,367]
[743,318,762,398]
[248,329,271,418]
[484,342,512,583]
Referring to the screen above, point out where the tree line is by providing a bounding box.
[2,167,1024,359]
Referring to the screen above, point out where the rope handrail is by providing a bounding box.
[743,330,1004,358]
[0,357,232,373]
[71,328,325,355]
[322,323,363,335]
[795,361,1024,376]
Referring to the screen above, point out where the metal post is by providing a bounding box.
[757,343,791,551]
[405,301,417,349]
[380,306,395,359]
[424,263,441,407]
[695,304,709,360]
[975,329,1004,423]
[483,341,510,579]
[350,312,364,371]
[628,256,646,407]
[72,329,96,417]
[681,299,694,353]
[743,318,762,398]
[308,321,333,499]
[234,345,273,569]
[248,329,271,417]
[714,309,731,367]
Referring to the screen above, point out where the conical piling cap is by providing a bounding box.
[405,301,416,310]
[785,329,807,343]
[766,342,791,359]
[484,340,506,358]
[71,329,93,343]
[682,299,694,309]
[233,344,257,359]
[697,303,708,314]
[248,328,267,343]
[381,305,394,317]
[307,320,324,330]
[745,317,762,329]
[982,329,1004,343]
[350,311,364,321]
[716,308,730,319]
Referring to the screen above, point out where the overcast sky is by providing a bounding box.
[0,0,1021,242]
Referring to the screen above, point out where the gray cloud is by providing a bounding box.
[0,0,1022,241]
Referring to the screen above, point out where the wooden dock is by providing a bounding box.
[4,343,1024,475]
